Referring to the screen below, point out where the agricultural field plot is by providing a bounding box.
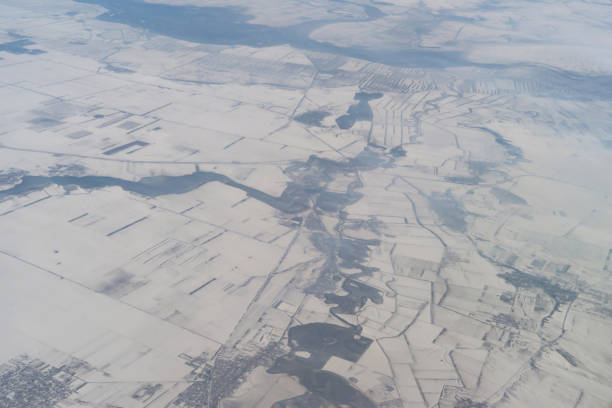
[0,0,611,407]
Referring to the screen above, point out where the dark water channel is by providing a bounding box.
[1,149,394,406]
[0,172,311,214]
[74,0,472,68]
[336,92,382,129]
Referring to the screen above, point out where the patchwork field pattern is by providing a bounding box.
[0,0,611,407]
